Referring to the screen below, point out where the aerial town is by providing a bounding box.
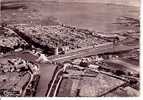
[0,0,140,97]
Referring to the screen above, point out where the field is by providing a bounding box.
[79,74,125,97]
[57,73,125,97]
[57,78,73,97]
[104,86,139,97]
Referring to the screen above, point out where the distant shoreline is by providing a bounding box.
[56,1,140,8]
[50,0,140,7]
[1,0,140,7]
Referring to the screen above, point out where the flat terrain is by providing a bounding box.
[57,73,125,97]
[104,86,139,97]
[79,74,125,97]
[1,0,139,32]
[57,78,73,97]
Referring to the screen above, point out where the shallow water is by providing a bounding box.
[2,1,139,32]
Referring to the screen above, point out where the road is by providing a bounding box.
[47,67,64,97]
[53,76,63,96]
[22,72,33,96]
[48,43,139,63]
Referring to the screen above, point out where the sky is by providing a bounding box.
[46,0,140,7]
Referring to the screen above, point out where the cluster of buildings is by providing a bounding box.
[0,58,40,97]
[10,24,107,55]
[0,25,30,54]
[0,58,39,74]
